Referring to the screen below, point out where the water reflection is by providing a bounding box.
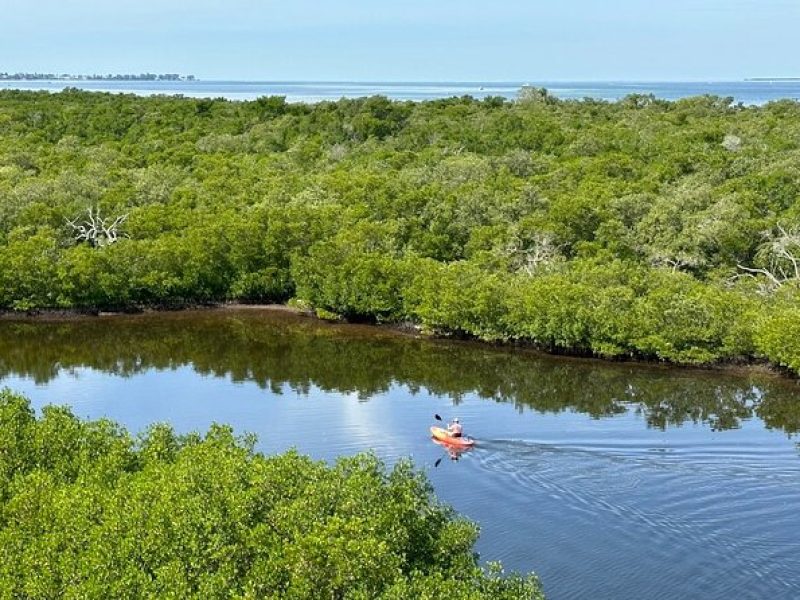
[1,309,798,435]
[432,439,472,464]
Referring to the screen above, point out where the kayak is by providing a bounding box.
[430,426,475,448]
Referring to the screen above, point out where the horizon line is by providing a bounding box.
[3,76,794,84]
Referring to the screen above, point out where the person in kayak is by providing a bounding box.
[448,418,463,438]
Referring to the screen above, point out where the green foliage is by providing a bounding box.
[0,228,63,310]
[406,259,509,340]
[1,90,799,371]
[0,390,543,599]
[293,222,409,321]
[627,270,750,363]
[754,298,800,372]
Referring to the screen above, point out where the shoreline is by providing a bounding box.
[0,302,307,318]
[1,303,794,383]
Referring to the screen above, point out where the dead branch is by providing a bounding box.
[506,231,562,275]
[736,224,800,293]
[66,207,128,247]
[736,264,785,288]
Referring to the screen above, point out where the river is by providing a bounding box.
[1,309,799,599]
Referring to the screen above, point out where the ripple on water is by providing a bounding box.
[465,438,800,600]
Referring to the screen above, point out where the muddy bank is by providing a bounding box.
[0,302,312,321]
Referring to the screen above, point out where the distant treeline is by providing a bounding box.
[0,72,195,81]
[0,89,798,374]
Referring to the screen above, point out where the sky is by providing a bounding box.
[1,0,798,81]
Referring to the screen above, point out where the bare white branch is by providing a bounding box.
[736,224,800,293]
[506,231,562,275]
[66,207,128,247]
[736,264,784,288]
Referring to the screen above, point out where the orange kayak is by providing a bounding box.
[430,426,475,448]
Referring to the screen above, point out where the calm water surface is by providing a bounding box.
[2,80,800,105]
[1,310,799,600]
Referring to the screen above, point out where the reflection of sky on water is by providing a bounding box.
[3,364,795,469]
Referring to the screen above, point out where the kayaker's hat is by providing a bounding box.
[453,418,460,423]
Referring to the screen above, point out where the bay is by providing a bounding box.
[2,79,800,105]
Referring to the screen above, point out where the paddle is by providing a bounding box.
[433,415,444,467]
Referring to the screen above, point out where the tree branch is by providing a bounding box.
[66,208,128,247]
[736,264,784,288]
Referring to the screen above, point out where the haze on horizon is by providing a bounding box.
[1,0,797,82]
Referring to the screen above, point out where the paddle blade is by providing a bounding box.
[434,414,442,421]
[434,457,442,468]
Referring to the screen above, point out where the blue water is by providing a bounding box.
[2,79,800,105]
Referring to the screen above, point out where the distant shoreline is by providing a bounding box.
[2,76,800,84]
[0,72,196,81]
[745,77,800,82]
